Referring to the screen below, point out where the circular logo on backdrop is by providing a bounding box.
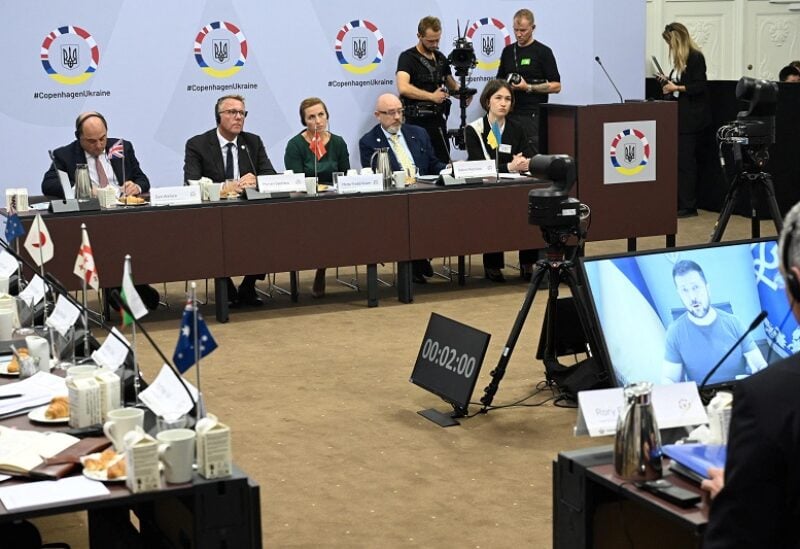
[335,20,384,75]
[194,21,248,78]
[40,26,100,85]
[466,18,511,71]
[609,128,651,176]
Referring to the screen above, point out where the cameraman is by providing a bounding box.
[396,16,466,164]
[496,8,561,154]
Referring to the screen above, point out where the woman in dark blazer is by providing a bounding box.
[465,79,536,282]
[658,22,712,218]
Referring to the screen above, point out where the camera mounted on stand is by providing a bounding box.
[711,76,783,242]
[528,154,587,248]
[444,21,478,150]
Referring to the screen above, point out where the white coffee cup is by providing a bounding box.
[392,171,406,189]
[305,177,318,196]
[360,167,374,175]
[346,169,358,176]
[157,428,196,483]
[103,407,145,451]
[66,364,98,379]
[0,275,8,295]
[208,183,222,201]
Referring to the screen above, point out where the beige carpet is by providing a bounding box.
[34,210,778,548]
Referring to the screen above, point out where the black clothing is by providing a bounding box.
[704,353,800,549]
[465,116,537,270]
[397,46,453,163]
[668,50,711,211]
[183,129,276,183]
[496,40,560,152]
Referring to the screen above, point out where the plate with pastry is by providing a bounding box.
[117,196,148,206]
[222,191,241,200]
[0,351,25,376]
[28,396,70,423]
[81,448,127,482]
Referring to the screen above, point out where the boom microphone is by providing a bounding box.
[595,56,624,104]
[699,310,768,390]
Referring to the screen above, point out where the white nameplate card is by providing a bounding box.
[336,174,383,194]
[452,160,496,179]
[139,364,199,418]
[149,186,201,207]
[257,173,305,194]
[575,382,707,437]
[0,251,19,278]
[46,295,81,337]
[18,274,46,307]
[91,327,131,370]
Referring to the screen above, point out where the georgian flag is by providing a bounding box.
[73,224,99,290]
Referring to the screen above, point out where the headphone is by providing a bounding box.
[782,218,800,302]
[299,101,329,126]
[214,97,225,125]
[74,112,107,139]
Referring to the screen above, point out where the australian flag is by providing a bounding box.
[4,207,25,244]
[173,300,218,373]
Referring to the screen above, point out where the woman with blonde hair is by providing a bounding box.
[658,22,711,218]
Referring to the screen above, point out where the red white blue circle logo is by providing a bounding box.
[40,26,100,85]
[466,18,511,71]
[194,21,248,79]
[335,20,384,75]
[609,128,651,175]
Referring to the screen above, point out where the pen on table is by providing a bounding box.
[0,394,23,400]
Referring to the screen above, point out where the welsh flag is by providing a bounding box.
[73,224,99,290]
[120,255,147,326]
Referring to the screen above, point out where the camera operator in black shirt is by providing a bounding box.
[495,8,561,154]
[396,16,467,164]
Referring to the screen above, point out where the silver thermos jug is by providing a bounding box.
[370,148,393,190]
[74,164,92,200]
[613,382,663,481]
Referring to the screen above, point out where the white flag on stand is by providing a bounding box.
[23,214,54,266]
[120,255,148,325]
[73,224,99,290]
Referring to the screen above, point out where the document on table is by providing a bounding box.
[0,371,67,416]
[0,475,109,511]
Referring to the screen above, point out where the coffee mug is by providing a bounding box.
[157,428,196,483]
[305,177,318,196]
[103,407,145,451]
[208,183,222,201]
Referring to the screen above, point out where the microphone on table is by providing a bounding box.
[699,310,768,390]
[240,142,256,176]
[595,56,624,104]
[437,127,455,174]
[110,289,199,417]
[313,128,319,182]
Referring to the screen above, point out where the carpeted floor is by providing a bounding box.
[33,210,778,548]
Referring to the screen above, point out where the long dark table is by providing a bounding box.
[12,177,675,322]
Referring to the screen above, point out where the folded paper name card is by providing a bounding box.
[336,174,383,195]
[257,173,306,193]
[452,160,496,179]
[150,186,202,206]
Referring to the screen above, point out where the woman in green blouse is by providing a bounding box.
[284,97,351,298]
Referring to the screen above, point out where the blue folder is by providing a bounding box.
[662,443,727,482]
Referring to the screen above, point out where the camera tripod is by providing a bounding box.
[710,144,783,242]
[480,227,599,410]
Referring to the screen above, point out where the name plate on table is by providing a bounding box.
[336,174,383,195]
[257,173,305,193]
[453,160,496,179]
[575,382,707,437]
[150,186,201,207]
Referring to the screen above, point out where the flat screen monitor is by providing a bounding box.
[579,238,797,388]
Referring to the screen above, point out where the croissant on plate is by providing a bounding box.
[45,396,69,419]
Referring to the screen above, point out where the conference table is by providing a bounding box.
[12,176,676,323]
[0,379,262,548]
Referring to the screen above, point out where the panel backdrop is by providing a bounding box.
[2,0,644,194]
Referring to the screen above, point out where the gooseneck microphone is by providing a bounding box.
[240,142,256,177]
[595,56,624,104]
[699,310,768,390]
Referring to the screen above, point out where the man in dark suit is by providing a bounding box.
[42,112,150,199]
[41,112,159,311]
[183,94,277,307]
[359,93,446,283]
[359,93,446,177]
[701,201,800,548]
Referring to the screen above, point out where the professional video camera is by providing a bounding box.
[717,77,778,150]
[528,155,585,242]
[444,20,478,150]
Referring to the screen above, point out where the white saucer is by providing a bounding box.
[81,451,126,482]
[0,361,19,376]
[28,404,69,424]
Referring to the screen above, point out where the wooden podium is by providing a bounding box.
[541,101,679,248]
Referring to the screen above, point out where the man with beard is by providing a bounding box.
[662,260,767,383]
[396,16,465,164]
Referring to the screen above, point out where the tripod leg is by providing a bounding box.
[758,172,784,235]
[480,264,548,409]
[710,174,742,243]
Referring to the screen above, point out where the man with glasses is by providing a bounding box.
[359,93,445,284]
[495,8,561,153]
[396,16,464,164]
[42,111,149,199]
[184,94,276,307]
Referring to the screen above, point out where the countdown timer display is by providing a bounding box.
[410,313,491,408]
